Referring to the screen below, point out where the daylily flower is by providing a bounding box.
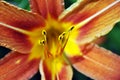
[0,0,120,80]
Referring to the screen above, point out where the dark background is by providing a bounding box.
[0,0,120,80]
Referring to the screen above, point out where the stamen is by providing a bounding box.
[0,22,32,35]
[57,26,75,55]
[38,30,52,58]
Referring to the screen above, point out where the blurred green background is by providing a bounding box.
[0,0,120,80]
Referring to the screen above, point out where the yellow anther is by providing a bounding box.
[42,30,47,35]
[62,32,66,36]
[68,26,74,32]
[39,40,45,45]
[58,32,66,41]
[42,30,47,41]
[58,35,64,41]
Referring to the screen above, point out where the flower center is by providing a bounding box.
[38,26,74,58]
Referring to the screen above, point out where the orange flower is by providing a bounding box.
[0,0,120,80]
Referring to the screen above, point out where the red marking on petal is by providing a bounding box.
[68,43,94,64]
[0,27,32,53]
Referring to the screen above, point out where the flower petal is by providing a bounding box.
[0,1,45,53]
[59,0,94,20]
[77,0,120,45]
[0,1,45,31]
[60,0,119,23]
[72,43,120,80]
[65,37,82,57]
[39,57,73,80]
[62,0,120,45]
[30,0,64,19]
[0,51,40,80]
[57,65,73,80]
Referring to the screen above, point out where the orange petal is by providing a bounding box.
[30,0,64,19]
[39,58,73,80]
[77,0,120,45]
[0,1,45,53]
[0,51,40,80]
[72,43,120,80]
[60,0,118,23]
[58,65,73,80]
[59,0,95,20]
[0,1,45,31]
[62,0,120,45]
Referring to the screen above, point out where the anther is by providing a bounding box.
[42,30,47,41]
[58,35,64,40]
[42,30,47,35]
[39,40,45,45]
[58,32,66,41]
[62,32,66,36]
[69,26,74,32]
